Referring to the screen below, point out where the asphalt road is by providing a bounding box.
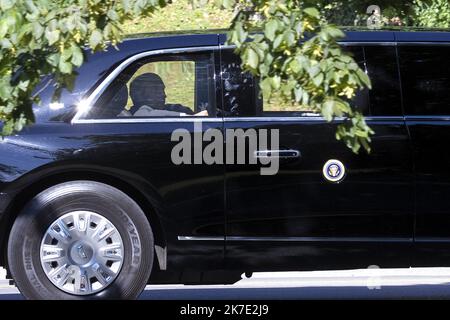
[3,267,450,299]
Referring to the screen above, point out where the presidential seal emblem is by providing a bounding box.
[323,159,346,183]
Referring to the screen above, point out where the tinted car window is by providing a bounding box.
[364,46,402,116]
[82,52,216,119]
[399,45,450,116]
[221,46,401,118]
[343,46,368,116]
[221,49,256,117]
[222,45,402,117]
[259,46,369,117]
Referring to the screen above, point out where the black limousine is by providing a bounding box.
[1,29,450,299]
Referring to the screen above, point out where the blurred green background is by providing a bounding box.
[121,0,234,34]
[120,0,450,113]
[121,0,450,35]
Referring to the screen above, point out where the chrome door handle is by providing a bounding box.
[254,149,301,159]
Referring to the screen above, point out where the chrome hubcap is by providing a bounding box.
[40,211,124,295]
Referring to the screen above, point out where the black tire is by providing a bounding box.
[7,180,154,300]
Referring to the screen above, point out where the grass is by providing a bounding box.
[121,0,234,35]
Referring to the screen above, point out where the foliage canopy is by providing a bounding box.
[0,0,374,152]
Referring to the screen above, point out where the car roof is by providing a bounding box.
[35,27,450,123]
[124,27,450,44]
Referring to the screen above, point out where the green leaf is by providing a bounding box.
[313,73,324,86]
[46,53,60,67]
[302,90,309,105]
[63,73,77,91]
[89,29,103,49]
[294,86,303,102]
[357,68,372,88]
[121,0,131,12]
[270,75,281,89]
[59,59,72,74]
[322,100,335,122]
[324,25,345,39]
[303,7,320,19]
[0,83,12,100]
[273,34,283,49]
[289,59,301,73]
[32,22,44,39]
[338,54,352,63]
[2,119,14,136]
[258,63,269,75]
[360,138,371,153]
[70,45,83,67]
[61,46,72,61]
[283,30,295,46]
[309,65,320,78]
[219,0,235,9]
[107,9,119,21]
[333,100,347,117]
[45,29,60,45]
[17,80,29,92]
[0,19,8,38]
[264,20,278,42]
[247,47,259,69]
[14,117,26,132]
[236,22,247,44]
[0,0,14,11]
[260,78,272,99]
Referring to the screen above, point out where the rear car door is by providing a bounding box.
[220,44,414,271]
[398,41,450,265]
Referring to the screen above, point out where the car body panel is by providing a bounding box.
[223,118,414,270]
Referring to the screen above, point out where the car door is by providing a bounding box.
[220,45,414,271]
[72,47,225,271]
[398,43,450,266]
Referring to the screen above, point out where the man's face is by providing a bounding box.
[133,78,167,109]
[142,83,166,108]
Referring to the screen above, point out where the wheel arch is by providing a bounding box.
[1,168,168,274]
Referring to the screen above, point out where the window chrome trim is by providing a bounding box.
[220,42,397,51]
[74,117,223,124]
[177,236,224,241]
[365,116,405,121]
[416,238,450,243]
[177,236,411,242]
[71,45,219,124]
[223,116,403,122]
[340,42,396,46]
[224,116,326,122]
[405,115,450,121]
[73,115,403,124]
[396,42,450,46]
[74,115,404,124]
[221,42,450,50]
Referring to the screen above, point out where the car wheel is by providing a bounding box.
[7,180,153,300]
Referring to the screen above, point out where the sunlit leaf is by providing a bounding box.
[247,47,259,69]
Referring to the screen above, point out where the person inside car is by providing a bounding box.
[108,85,129,118]
[124,72,208,117]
